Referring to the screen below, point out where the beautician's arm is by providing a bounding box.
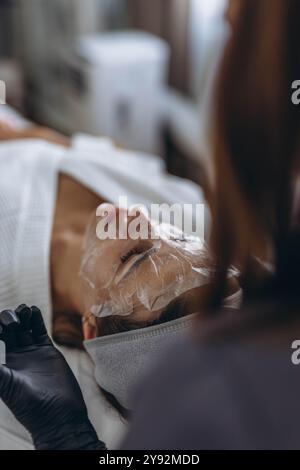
[0,305,106,450]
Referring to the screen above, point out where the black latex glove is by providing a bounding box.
[0,305,106,450]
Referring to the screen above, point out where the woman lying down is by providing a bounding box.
[0,119,240,415]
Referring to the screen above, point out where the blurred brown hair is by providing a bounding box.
[210,0,300,308]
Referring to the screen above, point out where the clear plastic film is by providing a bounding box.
[80,207,233,319]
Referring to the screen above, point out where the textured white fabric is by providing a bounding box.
[0,136,204,449]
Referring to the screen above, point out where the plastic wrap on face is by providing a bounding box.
[80,213,216,319]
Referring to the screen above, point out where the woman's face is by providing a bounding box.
[80,207,210,323]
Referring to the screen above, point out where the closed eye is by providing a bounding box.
[120,241,154,264]
[115,241,157,284]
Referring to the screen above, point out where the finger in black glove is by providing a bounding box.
[0,305,106,450]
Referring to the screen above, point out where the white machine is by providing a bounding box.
[67,31,170,154]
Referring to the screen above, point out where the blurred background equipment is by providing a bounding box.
[73,32,169,154]
[16,0,129,136]
[0,0,228,185]
[27,29,170,155]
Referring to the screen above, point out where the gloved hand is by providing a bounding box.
[0,305,106,450]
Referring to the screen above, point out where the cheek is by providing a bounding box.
[137,252,185,288]
[126,252,190,312]
[95,253,116,286]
